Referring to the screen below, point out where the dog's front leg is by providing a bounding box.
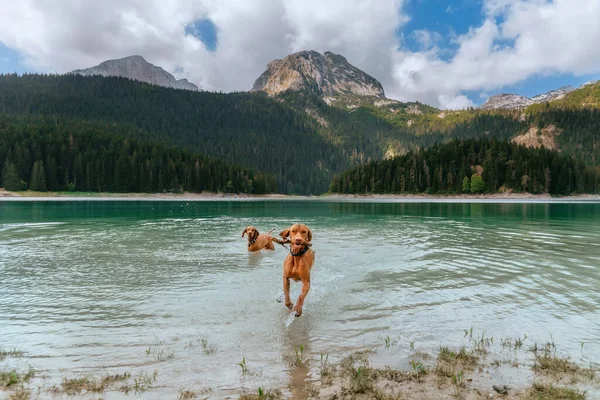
[283,277,293,310]
[293,280,310,317]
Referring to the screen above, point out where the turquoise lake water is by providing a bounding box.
[1,200,599,398]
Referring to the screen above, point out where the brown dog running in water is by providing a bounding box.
[277,223,315,317]
[242,226,278,252]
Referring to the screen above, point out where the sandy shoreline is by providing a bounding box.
[1,189,600,202]
[1,332,598,399]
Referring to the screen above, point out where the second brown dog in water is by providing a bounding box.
[242,226,277,252]
[277,223,315,317]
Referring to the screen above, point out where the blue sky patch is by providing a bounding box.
[401,0,483,56]
[492,36,516,52]
[0,42,26,74]
[185,18,218,52]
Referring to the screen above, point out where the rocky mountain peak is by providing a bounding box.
[251,50,385,99]
[481,94,533,110]
[70,55,198,91]
[531,86,573,103]
[481,85,575,110]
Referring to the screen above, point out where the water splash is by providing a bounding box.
[285,312,297,327]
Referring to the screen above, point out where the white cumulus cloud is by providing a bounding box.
[411,29,443,50]
[0,0,599,109]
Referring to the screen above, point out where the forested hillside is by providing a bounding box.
[530,108,600,165]
[0,117,276,194]
[527,82,600,111]
[329,138,600,195]
[0,74,346,194]
[279,89,600,167]
[1,74,599,195]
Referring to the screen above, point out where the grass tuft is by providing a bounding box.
[409,359,428,381]
[1,368,34,388]
[338,351,423,396]
[57,372,131,395]
[384,336,397,349]
[0,371,20,387]
[319,353,335,383]
[0,348,24,361]
[184,336,217,355]
[434,346,478,380]
[292,345,308,367]
[438,346,478,367]
[238,357,249,374]
[146,346,176,362]
[350,365,373,394]
[339,351,375,393]
[61,376,99,395]
[178,387,198,399]
[451,370,464,398]
[501,334,528,350]
[239,387,283,400]
[201,338,217,355]
[524,382,586,400]
[8,386,31,400]
[530,342,592,377]
[469,331,493,356]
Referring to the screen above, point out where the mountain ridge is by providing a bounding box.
[481,86,574,110]
[66,52,597,114]
[70,55,198,91]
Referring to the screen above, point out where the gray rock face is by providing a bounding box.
[531,86,573,103]
[70,55,198,91]
[482,86,574,110]
[251,50,385,98]
[481,94,533,110]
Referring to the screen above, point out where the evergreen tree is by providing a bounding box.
[470,174,485,194]
[462,176,471,193]
[2,160,25,191]
[29,160,48,191]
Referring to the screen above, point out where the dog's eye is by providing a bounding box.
[302,230,307,234]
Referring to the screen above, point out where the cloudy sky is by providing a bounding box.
[1,0,599,109]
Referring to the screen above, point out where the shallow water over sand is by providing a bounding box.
[1,201,599,398]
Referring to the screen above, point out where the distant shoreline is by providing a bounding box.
[1,189,600,203]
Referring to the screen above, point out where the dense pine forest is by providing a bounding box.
[0,117,276,194]
[1,74,599,194]
[329,138,600,195]
[0,74,347,194]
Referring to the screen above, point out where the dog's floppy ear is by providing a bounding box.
[279,228,290,239]
[242,227,248,237]
[306,227,312,242]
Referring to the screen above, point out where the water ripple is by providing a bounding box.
[1,201,599,397]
